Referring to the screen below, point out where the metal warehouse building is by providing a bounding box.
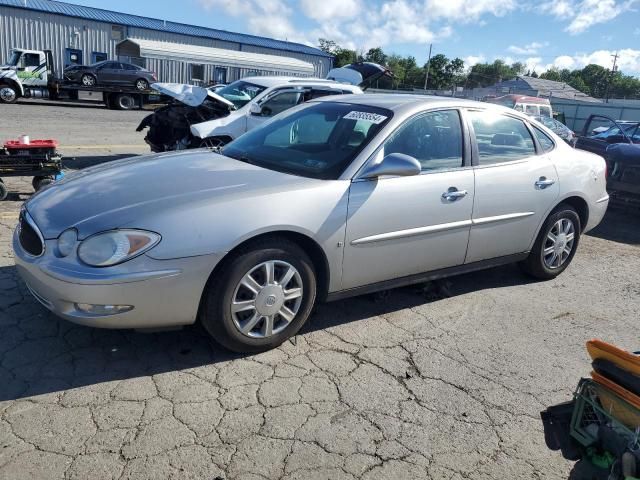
[0,0,333,84]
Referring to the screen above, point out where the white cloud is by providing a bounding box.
[507,41,548,55]
[197,0,304,42]
[424,0,517,21]
[525,50,640,75]
[541,0,638,35]
[300,0,361,21]
[464,55,486,68]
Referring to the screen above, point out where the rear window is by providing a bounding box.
[469,111,536,164]
[533,127,555,153]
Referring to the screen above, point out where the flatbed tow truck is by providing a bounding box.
[0,48,163,110]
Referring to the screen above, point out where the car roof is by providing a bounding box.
[239,76,361,90]
[312,93,505,113]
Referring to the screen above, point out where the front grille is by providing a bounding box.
[19,211,44,256]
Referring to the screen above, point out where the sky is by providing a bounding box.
[71,0,640,76]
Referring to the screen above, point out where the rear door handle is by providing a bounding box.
[442,188,468,201]
[535,177,555,189]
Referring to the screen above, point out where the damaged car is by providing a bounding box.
[137,62,393,152]
[575,114,640,208]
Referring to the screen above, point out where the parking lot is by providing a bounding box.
[1,101,639,480]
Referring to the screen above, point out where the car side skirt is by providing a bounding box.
[326,252,529,302]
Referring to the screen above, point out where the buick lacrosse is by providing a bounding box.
[14,95,609,352]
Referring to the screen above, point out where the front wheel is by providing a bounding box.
[0,85,18,104]
[81,74,96,87]
[520,204,581,280]
[201,238,317,353]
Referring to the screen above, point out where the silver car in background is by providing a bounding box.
[13,95,609,352]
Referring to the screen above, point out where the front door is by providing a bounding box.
[342,109,474,289]
[575,115,635,157]
[464,109,560,263]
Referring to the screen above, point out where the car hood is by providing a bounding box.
[26,150,321,239]
[151,82,234,108]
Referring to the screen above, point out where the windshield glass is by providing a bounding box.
[5,51,20,66]
[215,81,267,109]
[222,102,393,180]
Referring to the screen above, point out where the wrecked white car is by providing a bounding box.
[136,62,393,152]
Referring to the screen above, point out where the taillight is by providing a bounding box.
[152,72,157,81]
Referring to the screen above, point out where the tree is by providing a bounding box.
[317,38,357,67]
[540,68,562,82]
[364,47,387,65]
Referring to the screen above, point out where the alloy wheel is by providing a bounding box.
[136,80,148,91]
[230,260,303,338]
[543,218,576,269]
[82,75,95,86]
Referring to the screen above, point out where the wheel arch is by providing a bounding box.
[200,230,331,310]
[0,78,23,97]
[528,194,590,251]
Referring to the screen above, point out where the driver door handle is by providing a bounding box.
[442,188,468,201]
[535,177,555,189]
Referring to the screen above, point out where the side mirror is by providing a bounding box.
[359,152,421,179]
[249,103,263,116]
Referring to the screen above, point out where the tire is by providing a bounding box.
[199,136,230,149]
[0,181,7,201]
[33,176,54,191]
[81,74,96,87]
[520,204,581,280]
[0,85,18,104]
[113,93,137,110]
[201,237,317,353]
[135,79,149,91]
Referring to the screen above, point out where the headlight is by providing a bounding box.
[57,228,77,257]
[77,230,161,267]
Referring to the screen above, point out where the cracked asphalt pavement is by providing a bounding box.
[1,101,640,479]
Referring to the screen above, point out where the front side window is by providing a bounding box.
[383,110,463,172]
[469,111,536,164]
[223,102,392,179]
[533,127,555,152]
[259,91,303,117]
[215,80,267,109]
[539,106,552,117]
[22,53,40,68]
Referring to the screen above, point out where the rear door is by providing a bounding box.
[98,62,122,84]
[464,109,559,263]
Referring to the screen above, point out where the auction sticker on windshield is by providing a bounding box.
[343,111,388,124]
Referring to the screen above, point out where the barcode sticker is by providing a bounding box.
[343,111,388,124]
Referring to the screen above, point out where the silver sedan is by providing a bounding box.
[13,95,609,352]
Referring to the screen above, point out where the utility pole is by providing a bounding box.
[423,44,432,90]
[605,51,619,103]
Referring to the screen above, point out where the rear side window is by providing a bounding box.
[533,127,555,152]
[469,111,536,164]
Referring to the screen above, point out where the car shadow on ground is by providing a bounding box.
[0,261,533,402]
[587,207,640,246]
[63,154,140,170]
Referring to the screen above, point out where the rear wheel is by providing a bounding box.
[135,79,149,91]
[520,204,581,280]
[0,85,18,104]
[201,238,317,353]
[113,93,138,110]
[0,180,7,201]
[81,74,96,87]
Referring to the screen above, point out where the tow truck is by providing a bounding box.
[0,48,162,109]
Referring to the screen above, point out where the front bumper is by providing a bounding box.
[13,229,222,329]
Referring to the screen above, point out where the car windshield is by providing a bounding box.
[215,81,267,109]
[5,51,21,66]
[222,102,393,180]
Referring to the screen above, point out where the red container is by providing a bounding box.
[4,139,58,150]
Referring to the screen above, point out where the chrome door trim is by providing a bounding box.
[472,211,535,225]
[351,219,472,245]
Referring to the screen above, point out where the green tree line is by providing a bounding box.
[318,39,640,99]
